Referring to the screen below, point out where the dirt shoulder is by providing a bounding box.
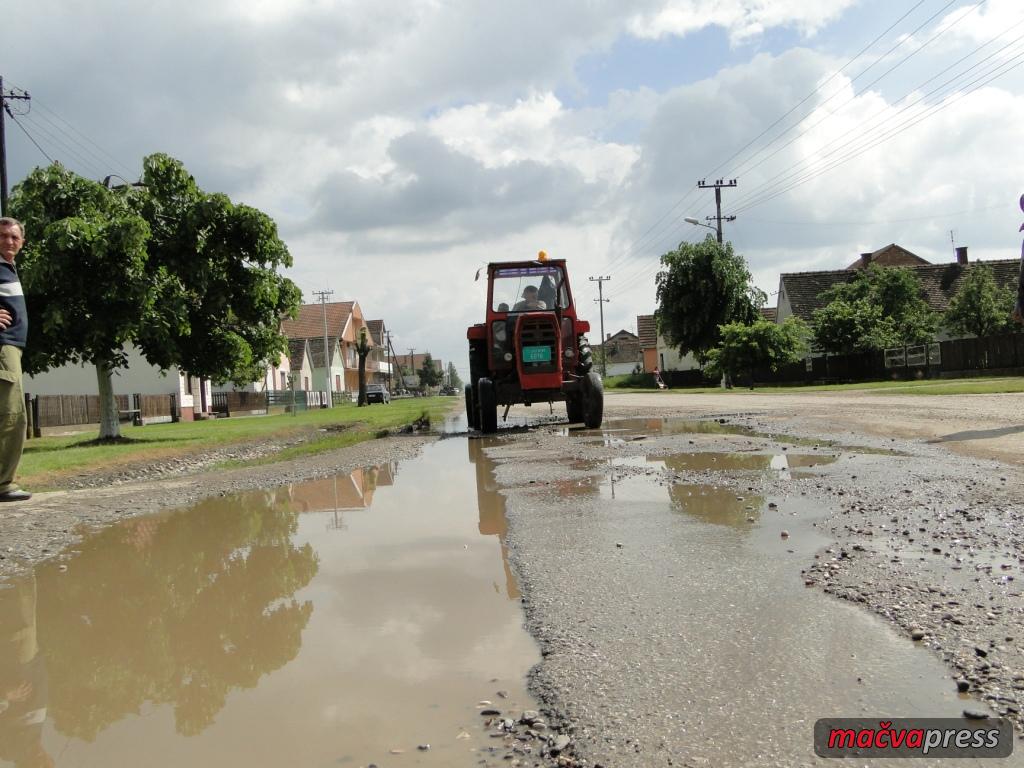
[607,390,1024,466]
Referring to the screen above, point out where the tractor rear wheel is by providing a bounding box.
[477,378,498,434]
[465,384,479,430]
[582,371,604,429]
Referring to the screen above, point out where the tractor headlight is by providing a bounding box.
[564,349,575,359]
[503,352,513,362]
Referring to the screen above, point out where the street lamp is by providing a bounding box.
[683,217,717,233]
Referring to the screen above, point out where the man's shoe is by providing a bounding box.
[0,489,31,502]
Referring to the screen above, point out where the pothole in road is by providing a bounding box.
[0,438,544,768]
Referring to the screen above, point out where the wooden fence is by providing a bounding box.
[27,392,178,435]
[211,391,268,416]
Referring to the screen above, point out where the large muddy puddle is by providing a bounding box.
[0,438,539,767]
[498,416,1018,766]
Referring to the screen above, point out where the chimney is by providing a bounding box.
[860,252,873,268]
[956,246,968,265]
[606,333,611,341]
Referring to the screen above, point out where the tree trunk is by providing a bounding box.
[357,353,368,406]
[96,361,122,439]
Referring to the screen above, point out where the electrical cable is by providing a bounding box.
[6,110,56,164]
[733,49,1024,213]
[726,0,985,183]
[729,26,1024,211]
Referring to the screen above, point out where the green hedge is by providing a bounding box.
[603,373,658,389]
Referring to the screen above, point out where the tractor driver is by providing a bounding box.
[513,285,546,311]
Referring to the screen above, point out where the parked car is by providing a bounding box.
[365,384,391,404]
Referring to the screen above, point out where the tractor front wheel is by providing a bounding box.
[465,384,479,430]
[477,378,498,434]
[582,371,604,429]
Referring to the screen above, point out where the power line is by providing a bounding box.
[726,0,983,183]
[18,112,109,178]
[729,25,1024,212]
[6,112,53,164]
[595,0,942,277]
[704,0,933,184]
[4,79,135,180]
[733,48,1024,214]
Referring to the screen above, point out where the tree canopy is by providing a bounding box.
[704,317,809,388]
[446,362,463,390]
[417,354,443,388]
[10,157,301,437]
[655,236,764,363]
[943,264,1016,338]
[812,266,937,354]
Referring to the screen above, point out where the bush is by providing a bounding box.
[604,372,658,389]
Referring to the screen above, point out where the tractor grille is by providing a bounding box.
[518,317,558,373]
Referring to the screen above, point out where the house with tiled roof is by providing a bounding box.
[287,339,314,391]
[396,352,443,389]
[846,243,931,270]
[594,330,641,376]
[776,246,1020,326]
[282,301,377,394]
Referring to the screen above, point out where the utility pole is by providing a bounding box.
[0,77,31,217]
[697,178,737,244]
[384,330,394,393]
[312,289,334,408]
[408,348,416,391]
[589,275,611,378]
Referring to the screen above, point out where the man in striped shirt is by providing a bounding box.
[0,217,30,502]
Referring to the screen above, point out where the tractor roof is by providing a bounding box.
[488,258,566,269]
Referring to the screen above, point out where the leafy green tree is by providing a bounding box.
[356,327,371,406]
[12,165,157,439]
[10,157,301,439]
[417,353,443,389]
[655,236,764,363]
[944,264,1016,337]
[812,298,897,354]
[704,317,809,388]
[135,154,302,385]
[446,361,463,390]
[813,266,937,353]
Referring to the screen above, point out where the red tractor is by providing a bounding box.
[465,252,603,433]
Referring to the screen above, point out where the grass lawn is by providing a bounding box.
[20,397,457,490]
[605,376,1024,396]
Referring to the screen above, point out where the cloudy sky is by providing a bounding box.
[5,0,1023,376]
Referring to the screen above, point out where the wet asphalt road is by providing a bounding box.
[477,413,1024,767]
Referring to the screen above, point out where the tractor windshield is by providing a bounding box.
[491,266,569,313]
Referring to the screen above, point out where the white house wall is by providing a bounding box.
[655,335,700,372]
[24,345,187,397]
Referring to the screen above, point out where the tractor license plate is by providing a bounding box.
[522,345,552,363]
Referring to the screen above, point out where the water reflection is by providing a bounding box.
[669,484,764,528]
[286,464,397,515]
[32,489,318,743]
[468,439,521,599]
[0,576,51,768]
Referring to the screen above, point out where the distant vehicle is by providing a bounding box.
[365,384,391,404]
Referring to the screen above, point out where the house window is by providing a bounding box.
[280,371,287,389]
[335,374,341,391]
[304,376,309,390]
